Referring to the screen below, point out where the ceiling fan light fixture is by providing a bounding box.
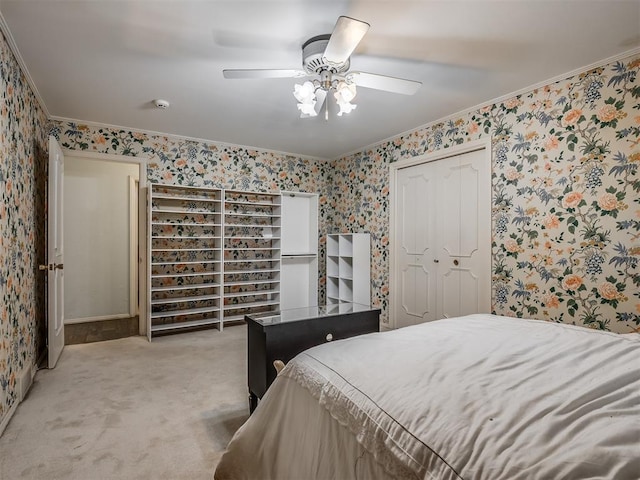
[334,81,357,117]
[293,81,316,103]
[297,101,318,117]
[294,81,318,116]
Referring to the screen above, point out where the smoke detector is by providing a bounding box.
[153,99,170,109]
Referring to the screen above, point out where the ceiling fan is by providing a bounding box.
[222,16,422,119]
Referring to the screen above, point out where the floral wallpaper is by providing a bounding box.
[0,30,48,427]
[2,22,638,433]
[330,53,639,333]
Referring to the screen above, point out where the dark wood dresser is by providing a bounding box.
[245,303,381,412]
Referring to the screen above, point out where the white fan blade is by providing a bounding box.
[347,71,421,95]
[223,69,306,79]
[323,16,370,64]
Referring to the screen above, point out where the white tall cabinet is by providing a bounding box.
[280,192,318,309]
[326,233,370,305]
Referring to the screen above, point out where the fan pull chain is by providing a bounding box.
[325,96,329,121]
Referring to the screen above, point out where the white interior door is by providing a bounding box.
[394,163,437,327]
[392,146,490,327]
[47,135,65,368]
[436,149,491,319]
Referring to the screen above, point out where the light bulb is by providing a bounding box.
[293,81,316,103]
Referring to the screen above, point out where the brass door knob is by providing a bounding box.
[38,264,49,271]
[54,263,64,270]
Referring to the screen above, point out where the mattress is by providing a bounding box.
[215,314,640,479]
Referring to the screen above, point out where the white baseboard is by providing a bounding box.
[0,399,19,437]
[18,365,33,401]
[0,364,37,437]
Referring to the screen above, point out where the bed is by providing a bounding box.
[215,314,640,479]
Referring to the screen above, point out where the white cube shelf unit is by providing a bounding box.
[326,233,370,305]
[281,191,319,310]
[222,190,281,323]
[148,184,223,338]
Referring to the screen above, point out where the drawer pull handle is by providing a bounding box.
[326,333,333,342]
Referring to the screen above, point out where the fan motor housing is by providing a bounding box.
[302,34,350,74]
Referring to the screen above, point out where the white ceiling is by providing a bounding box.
[1,1,639,159]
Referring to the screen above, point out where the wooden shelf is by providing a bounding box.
[223,289,279,298]
[151,305,221,318]
[223,299,279,311]
[152,294,220,305]
[152,221,221,227]
[151,272,220,279]
[151,318,221,332]
[224,279,280,287]
[152,283,219,292]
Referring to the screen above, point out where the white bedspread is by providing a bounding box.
[215,314,640,479]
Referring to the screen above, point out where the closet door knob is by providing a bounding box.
[433,259,439,263]
[453,259,459,266]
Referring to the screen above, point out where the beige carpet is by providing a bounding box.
[0,324,248,480]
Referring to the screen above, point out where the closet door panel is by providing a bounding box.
[458,156,481,258]
[401,264,431,318]
[437,159,461,259]
[395,165,436,327]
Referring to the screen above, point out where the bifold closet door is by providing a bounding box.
[393,148,490,328]
[394,163,438,327]
[435,149,491,319]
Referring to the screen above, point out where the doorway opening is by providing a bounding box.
[62,151,147,344]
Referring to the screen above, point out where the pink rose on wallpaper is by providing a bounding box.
[505,98,521,109]
[543,214,560,229]
[504,239,521,253]
[598,192,618,211]
[505,167,520,181]
[599,282,620,300]
[597,104,617,122]
[542,293,560,308]
[467,122,479,134]
[562,191,583,208]
[544,135,559,150]
[563,109,583,126]
[562,274,583,291]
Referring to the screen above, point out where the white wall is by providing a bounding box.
[64,158,139,321]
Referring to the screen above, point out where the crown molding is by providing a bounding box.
[339,46,640,160]
[50,115,329,162]
[0,11,50,117]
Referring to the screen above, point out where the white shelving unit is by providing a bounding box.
[281,192,319,309]
[222,190,281,323]
[326,233,370,306]
[148,184,223,338]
